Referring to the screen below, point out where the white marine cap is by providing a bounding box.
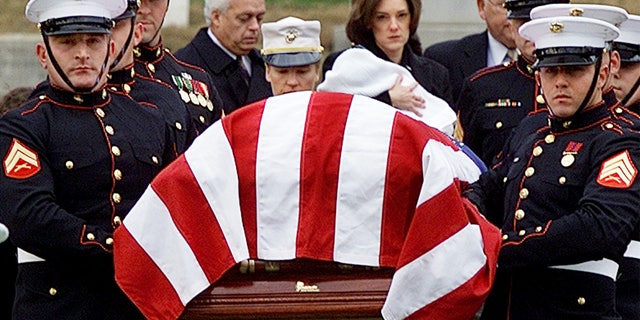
[614,15,640,63]
[520,16,620,68]
[616,15,640,46]
[530,4,629,27]
[261,16,324,67]
[26,0,126,35]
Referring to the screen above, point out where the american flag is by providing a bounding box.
[114,91,500,320]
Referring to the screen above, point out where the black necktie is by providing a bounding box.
[237,56,250,86]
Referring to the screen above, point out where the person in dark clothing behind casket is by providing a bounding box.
[322,0,454,118]
[260,16,324,96]
[174,0,272,115]
[456,0,569,168]
[423,0,517,105]
[465,15,640,320]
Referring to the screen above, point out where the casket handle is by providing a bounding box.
[295,281,320,293]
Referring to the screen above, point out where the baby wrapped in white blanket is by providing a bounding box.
[317,47,456,137]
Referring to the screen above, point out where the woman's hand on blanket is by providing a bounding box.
[389,75,425,117]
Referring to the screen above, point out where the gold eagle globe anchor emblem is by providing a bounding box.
[569,8,584,17]
[550,22,564,33]
[285,29,298,44]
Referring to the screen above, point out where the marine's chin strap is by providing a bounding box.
[43,33,112,93]
[110,18,136,70]
[145,6,167,48]
[577,55,604,115]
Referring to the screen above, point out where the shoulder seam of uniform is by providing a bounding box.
[515,65,536,79]
[136,74,173,89]
[20,99,46,116]
[165,50,209,74]
[138,101,159,110]
[469,62,514,82]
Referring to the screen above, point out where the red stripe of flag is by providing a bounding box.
[296,92,353,260]
[151,156,237,283]
[379,115,428,267]
[397,183,473,268]
[406,198,501,319]
[223,100,267,257]
[114,226,184,319]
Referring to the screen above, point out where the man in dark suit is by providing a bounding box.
[424,0,516,107]
[174,0,272,115]
[456,0,569,167]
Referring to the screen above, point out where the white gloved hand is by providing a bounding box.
[0,223,9,244]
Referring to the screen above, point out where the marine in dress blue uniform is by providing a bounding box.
[611,15,640,320]
[457,58,546,167]
[465,16,640,320]
[613,15,640,114]
[531,9,640,319]
[528,4,637,127]
[133,0,223,135]
[108,0,195,155]
[0,1,173,318]
[134,42,223,135]
[108,67,193,155]
[457,0,568,168]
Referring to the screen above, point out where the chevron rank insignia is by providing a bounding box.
[3,139,41,179]
[597,150,637,189]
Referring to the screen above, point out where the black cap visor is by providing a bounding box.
[263,52,322,68]
[507,9,534,20]
[40,16,113,36]
[533,47,601,68]
[505,0,570,19]
[115,9,136,21]
[614,42,640,63]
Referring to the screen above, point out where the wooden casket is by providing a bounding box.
[180,259,395,319]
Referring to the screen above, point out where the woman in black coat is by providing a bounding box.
[322,0,454,115]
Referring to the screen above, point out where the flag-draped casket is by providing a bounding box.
[113,91,500,319]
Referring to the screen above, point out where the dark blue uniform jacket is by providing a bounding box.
[0,86,173,319]
[466,98,640,320]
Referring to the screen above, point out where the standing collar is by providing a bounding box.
[516,54,536,76]
[548,100,609,132]
[134,39,165,63]
[107,65,136,93]
[46,85,110,107]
